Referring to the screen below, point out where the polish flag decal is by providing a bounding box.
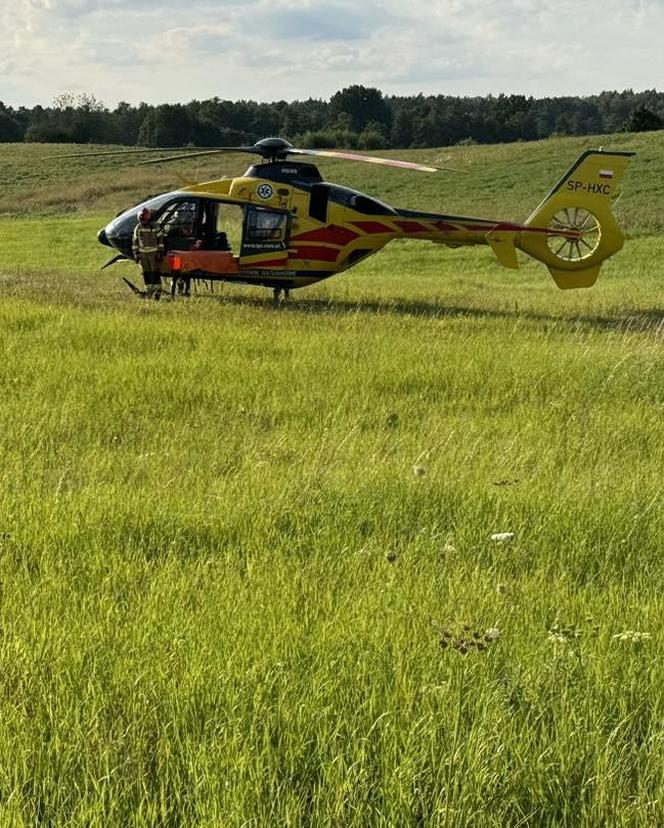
[599,169,614,179]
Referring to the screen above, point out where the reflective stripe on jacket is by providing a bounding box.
[133,223,163,255]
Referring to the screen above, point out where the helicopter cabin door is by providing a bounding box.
[157,199,199,251]
[240,205,291,259]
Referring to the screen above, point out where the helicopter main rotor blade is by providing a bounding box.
[287,147,462,173]
[45,139,464,172]
[44,146,253,160]
[136,148,261,166]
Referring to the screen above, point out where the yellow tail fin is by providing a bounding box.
[518,149,635,289]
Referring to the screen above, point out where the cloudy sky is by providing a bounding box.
[1,0,663,108]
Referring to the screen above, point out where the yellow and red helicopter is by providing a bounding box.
[55,137,634,301]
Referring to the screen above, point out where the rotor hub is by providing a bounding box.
[252,137,294,161]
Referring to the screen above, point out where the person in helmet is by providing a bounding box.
[132,207,164,298]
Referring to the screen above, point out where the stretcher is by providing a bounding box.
[166,250,240,276]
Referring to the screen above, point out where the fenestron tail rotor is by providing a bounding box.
[520,149,635,289]
[47,136,462,173]
[547,207,601,262]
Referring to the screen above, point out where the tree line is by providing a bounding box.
[1,86,663,149]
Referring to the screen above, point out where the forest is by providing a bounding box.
[1,85,663,149]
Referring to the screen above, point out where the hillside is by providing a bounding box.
[1,129,663,234]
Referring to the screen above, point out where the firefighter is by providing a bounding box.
[132,207,164,298]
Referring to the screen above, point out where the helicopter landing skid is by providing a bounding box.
[122,277,162,300]
[170,276,192,298]
[122,277,145,296]
[272,286,290,306]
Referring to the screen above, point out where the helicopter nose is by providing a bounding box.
[97,227,111,247]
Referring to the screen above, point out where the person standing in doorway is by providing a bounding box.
[132,207,164,299]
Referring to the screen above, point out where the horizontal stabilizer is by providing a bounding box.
[486,230,519,270]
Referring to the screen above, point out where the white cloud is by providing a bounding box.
[264,2,391,41]
[1,0,663,106]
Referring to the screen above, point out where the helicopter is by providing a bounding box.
[53,137,634,301]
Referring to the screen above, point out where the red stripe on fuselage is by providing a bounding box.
[290,246,340,262]
[433,220,461,232]
[350,221,394,234]
[462,223,501,232]
[394,220,429,233]
[291,225,360,245]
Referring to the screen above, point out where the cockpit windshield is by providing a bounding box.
[128,192,175,217]
[103,191,192,257]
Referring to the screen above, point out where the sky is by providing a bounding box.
[1,0,663,108]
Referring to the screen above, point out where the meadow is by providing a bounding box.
[0,133,663,826]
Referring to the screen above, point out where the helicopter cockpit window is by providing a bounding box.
[246,208,286,241]
[158,200,199,249]
[105,192,174,246]
[242,206,290,254]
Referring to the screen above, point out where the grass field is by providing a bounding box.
[0,134,663,825]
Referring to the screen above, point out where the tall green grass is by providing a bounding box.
[0,134,663,825]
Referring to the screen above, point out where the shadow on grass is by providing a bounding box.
[205,291,664,334]
[8,272,664,334]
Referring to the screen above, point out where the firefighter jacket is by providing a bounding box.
[132,222,164,256]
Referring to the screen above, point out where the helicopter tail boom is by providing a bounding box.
[517,149,635,289]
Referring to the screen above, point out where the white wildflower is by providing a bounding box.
[548,631,569,645]
[612,630,652,644]
[491,532,515,542]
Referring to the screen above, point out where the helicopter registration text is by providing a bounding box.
[566,180,611,195]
